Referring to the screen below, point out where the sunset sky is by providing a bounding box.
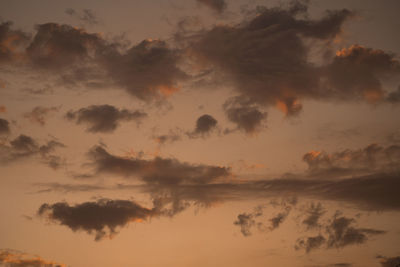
[0,0,400,266]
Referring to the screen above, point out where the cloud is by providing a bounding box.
[180,1,400,125]
[295,211,385,253]
[325,212,386,249]
[153,130,182,145]
[0,118,10,135]
[0,21,30,64]
[303,143,400,177]
[24,106,60,126]
[302,202,325,230]
[188,114,218,137]
[233,206,263,236]
[65,8,99,25]
[65,104,147,133]
[99,39,188,101]
[386,86,400,103]
[26,23,102,70]
[196,0,227,13]
[234,213,257,236]
[223,98,267,134]
[38,199,156,241]
[378,256,400,267]
[0,134,65,169]
[295,235,326,253]
[182,2,356,114]
[86,145,231,185]
[0,249,65,267]
[323,45,400,103]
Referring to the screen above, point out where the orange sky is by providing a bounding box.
[0,1,400,266]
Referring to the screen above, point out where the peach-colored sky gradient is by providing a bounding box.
[0,0,400,266]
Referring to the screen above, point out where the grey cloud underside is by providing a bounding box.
[0,134,65,169]
[38,199,156,241]
[65,104,147,133]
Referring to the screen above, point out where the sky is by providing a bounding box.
[0,0,400,266]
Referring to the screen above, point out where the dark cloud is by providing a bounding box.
[0,249,65,267]
[386,86,400,103]
[65,104,147,133]
[86,145,231,185]
[26,23,102,70]
[196,0,227,13]
[295,212,385,253]
[38,199,156,241]
[180,1,400,125]
[0,117,10,135]
[0,21,30,64]
[302,202,325,230]
[378,256,400,267]
[99,39,187,101]
[24,106,60,126]
[303,143,400,177]
[323,45,400,103]
[325,212,386,249]
[233,206,263,236]
[65,8,99,25]
[188,114,218,137]
[0,134,65,169]
[234,213,256,236]
[223,98,267,134]
[183,2,356,114]
[295,235,326,253]
[269,211,289,230]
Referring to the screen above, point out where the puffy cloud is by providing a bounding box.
[38,199,156,241]
[196,0,227,13]
[323,45,400,103]
[26,23,102,70]
[0,249,65,267]
[183,2,355,114]
[223,98,267,134]
[98,39,187,101]
[24,106,60,126]
[65,104,147,133]
[187,114,218,138]
[0,118,10,135]
[0,134,65,169]
[0,21,30,64]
